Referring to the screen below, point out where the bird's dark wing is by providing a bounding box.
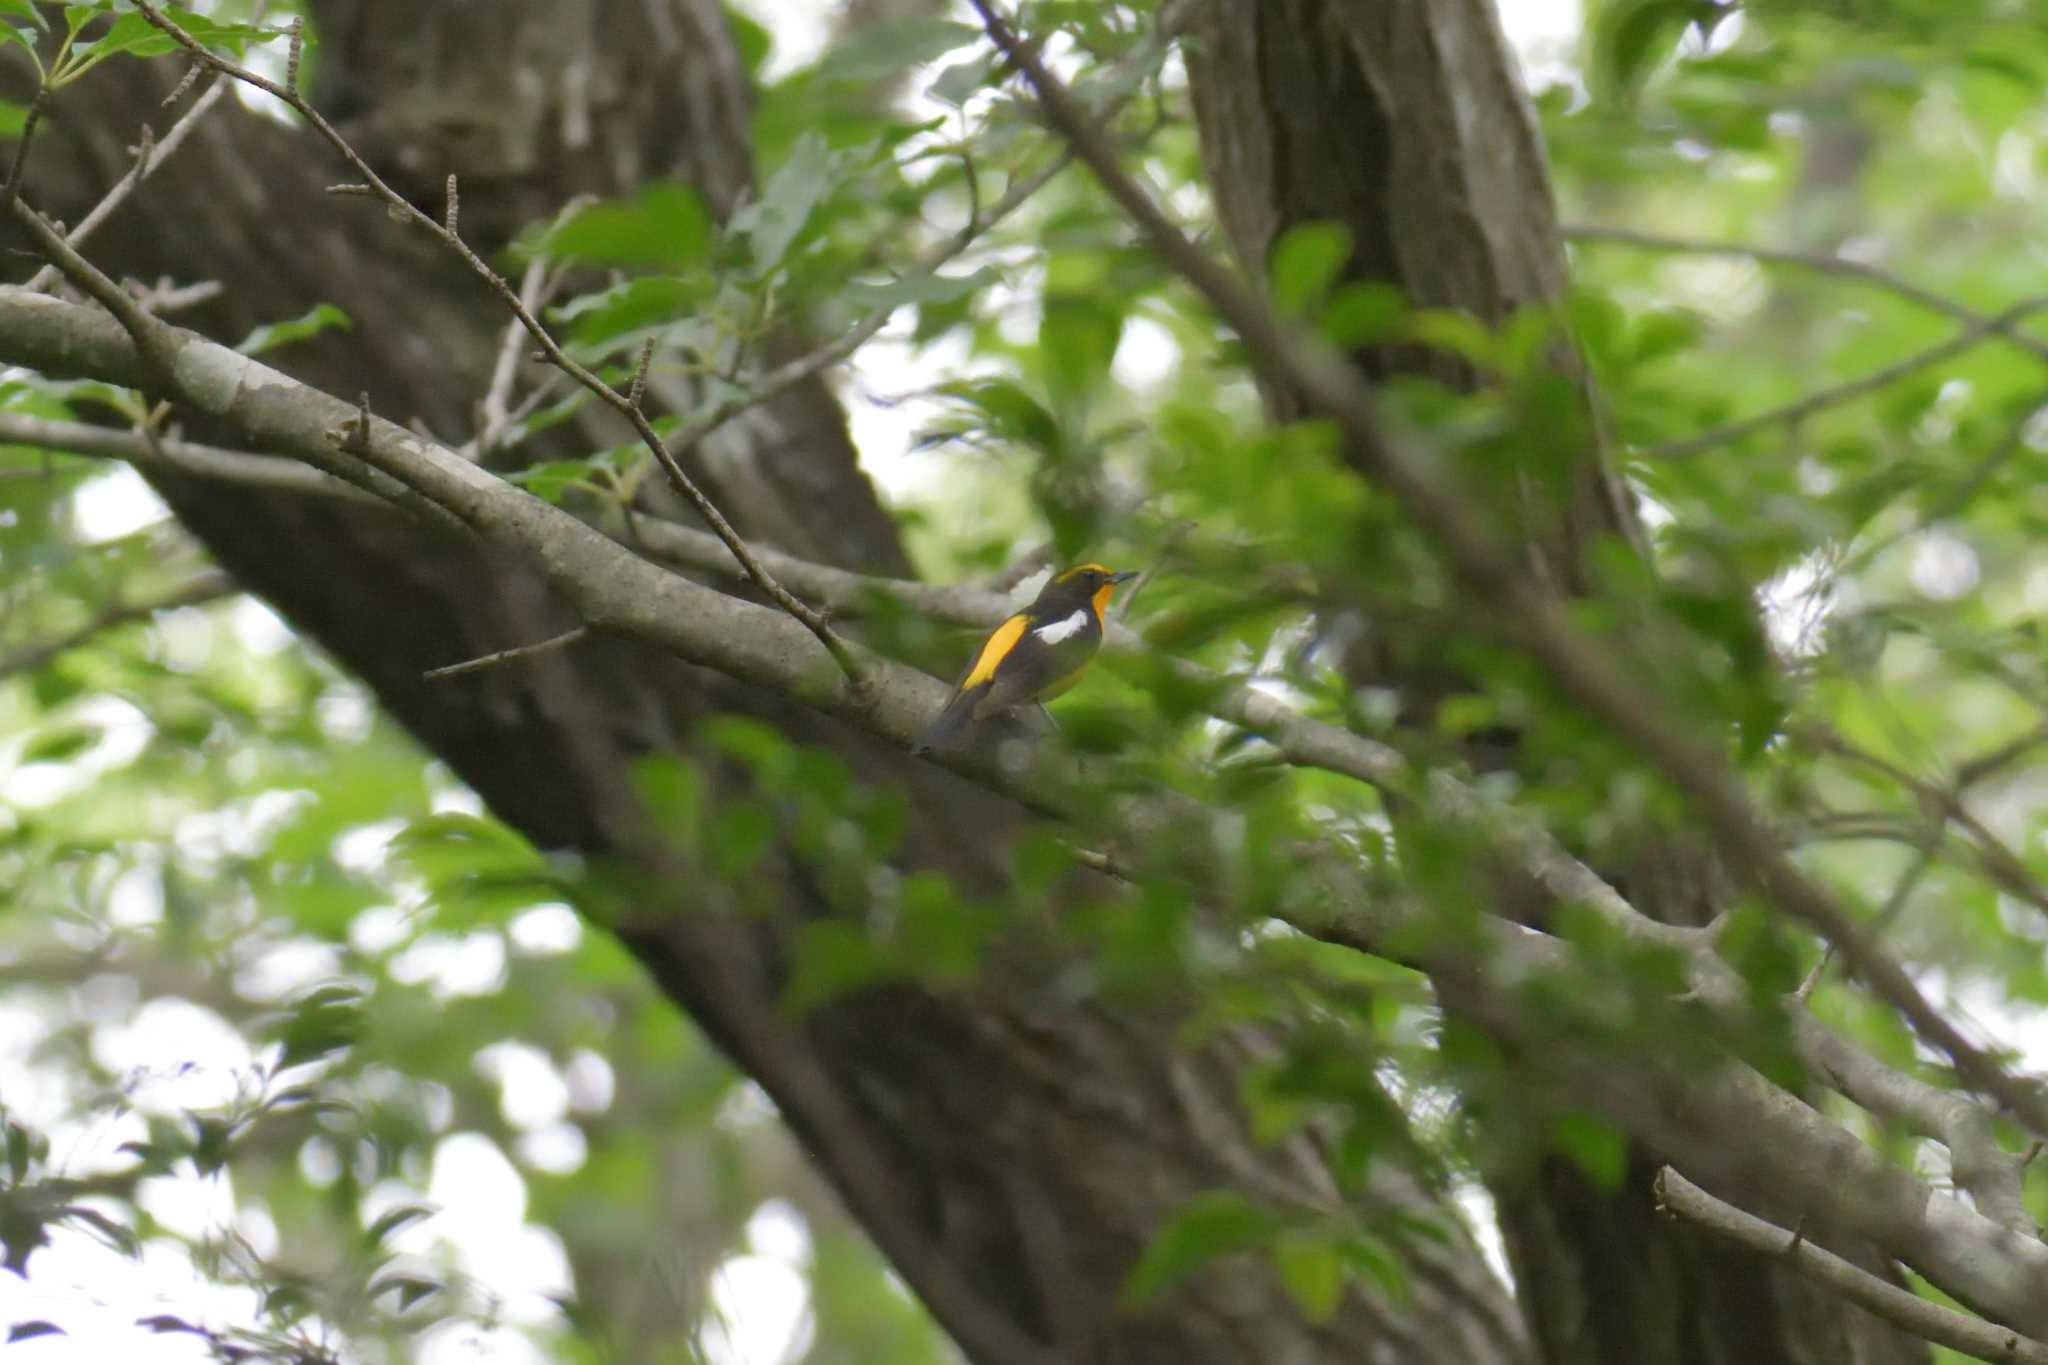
[975,608,1100,716]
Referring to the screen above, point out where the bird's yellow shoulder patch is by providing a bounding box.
[963,612,1031,688]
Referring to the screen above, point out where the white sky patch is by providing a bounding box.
[3,695,156,809]
[515,1123,588,1176]
[230,596,296,656]
[388,930,510,999]
[703,1255,814,1365]
[508,902,583,956]
[1909,528,1981,602]
[90,997,256,1115]
[746,1200,813,1268]
[1758,551,1837,657]
[424,1133,575,1327]
[563,1049,616,1113]
[478,1041,573,1130]
[69,467,169,544]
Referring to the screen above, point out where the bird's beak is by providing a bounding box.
[1109,570,1140,584]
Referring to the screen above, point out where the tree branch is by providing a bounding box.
[22,74,229,294]
[1563,225,2048,364]
[0,571,235,681]
[966,0,2048,1144]
[9,282,2048,1334]
[1655,1166,2048,1365]
[1639,295,2048,460]
[125,0,862,685]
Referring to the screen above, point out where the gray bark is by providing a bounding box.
[1184,3,1927,1362]
[6,2,1525,1361]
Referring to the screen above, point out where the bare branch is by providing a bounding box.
[123,0,861,685]
[12,284,2048,1329]
[0,413,380,502]
[10,197,176,372]
[1,88,51,217]
[1655,1167,2048,1365]
[965,0,2048,1136]
[24,75,229,294]
[423,627,590,681]
[1640,296,2048,461]
[1564,225,2048,364]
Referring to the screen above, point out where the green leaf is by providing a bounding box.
[4,1121,33,1184]
[708,802,775,879]
[1551,1111,1628,1188]
[537,184,712,270]
[937,378,1060,453]
[368,1273,442,1312]
[815,18,979,83]
[189,1116,231,1176]
[1593,0,1695,103]
[60,7,282,76]
[506,457,605,504]
[928,56,995,106]
[1319,281,1405,348]
[269,984,365,1070]
[1273,1237,1346,1321]
[364,1203,434,1248]
[19,724,98,764]
[841,266,997,311]
[0,1,46,31]
[236,303,352,357]
[1269,222,1353,317]
[784,921,891,1012]
[1040,293,1123,408]
[633,754,703,848]
[1123,1191,1278,1306]
[739,132,833,273]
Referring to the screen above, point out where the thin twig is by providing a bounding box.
[423,627,590,681]
[1,88,51,216]
[124,0,863,686]
[467,255,555,460]
[25,76,229,294]
[0,572,235,680]
[1643,296,2048,460]
[1564,225,2048,364]
[1805,395,2048,607]
[1655,1167,2048,1365]
[10,197,174,370]
[1805,726,2048,921]
[966,0,2048,1136]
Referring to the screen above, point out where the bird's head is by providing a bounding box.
[1039,563,1139,619]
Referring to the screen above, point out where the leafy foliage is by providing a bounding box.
[3,0,2048,1360]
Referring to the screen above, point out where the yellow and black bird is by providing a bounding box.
[913,563,1138,754]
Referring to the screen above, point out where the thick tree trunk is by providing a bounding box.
[1184,4,1927,1363]
[9,2,1527,1361]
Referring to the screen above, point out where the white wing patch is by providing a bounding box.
[1032,609,1091,645]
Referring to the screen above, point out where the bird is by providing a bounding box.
[912,563,1138,754]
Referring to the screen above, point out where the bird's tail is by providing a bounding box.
[911,688,981,754]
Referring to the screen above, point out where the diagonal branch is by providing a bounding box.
[11,283,2048,1331]
[1655,1167,2048,1365]
[964,0,2048,1138]
[0,571,235,681]
[1563,225,2048,364]
[23,74,229,294]
[125,0,862,683]
[1639,296,2048,460]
